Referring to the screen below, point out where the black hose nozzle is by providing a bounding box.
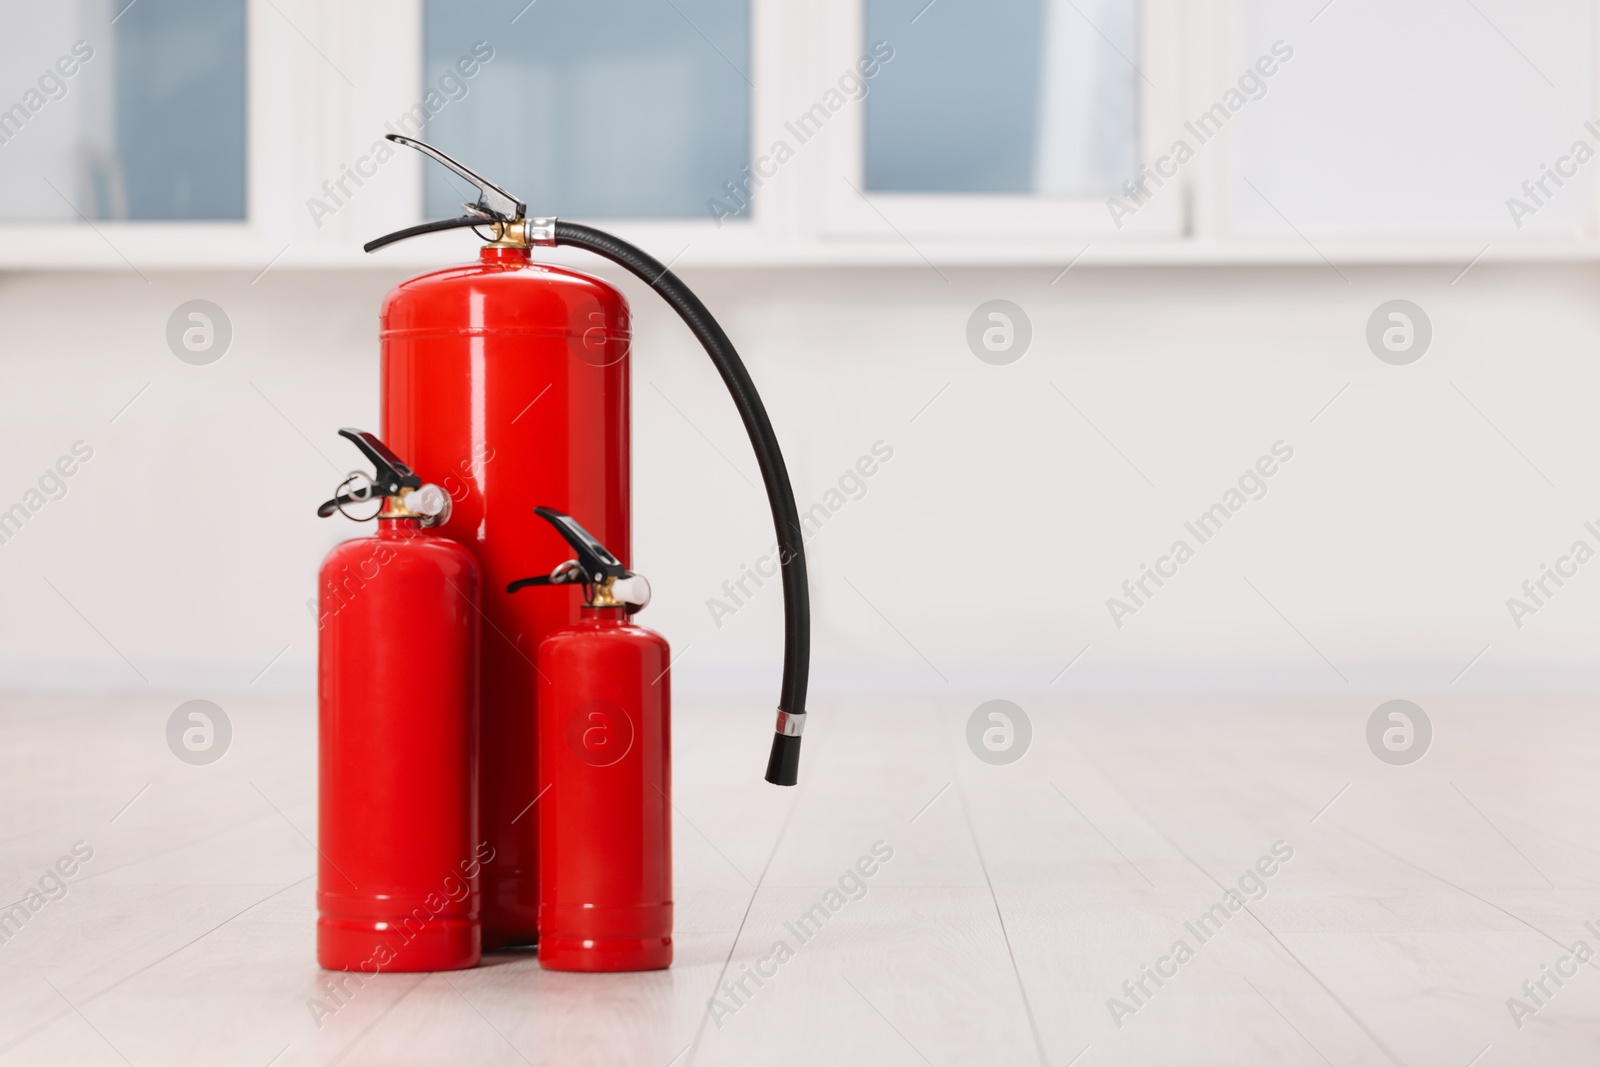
[765,733,802,787]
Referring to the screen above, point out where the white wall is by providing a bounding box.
[1,258,1597,700]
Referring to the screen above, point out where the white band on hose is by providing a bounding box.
[776,710,806,737]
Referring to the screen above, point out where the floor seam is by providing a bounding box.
[683,785,804,1067]
[954,774,1052,1067]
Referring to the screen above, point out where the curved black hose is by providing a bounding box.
[363,216,484,253]
[553,221,809,786]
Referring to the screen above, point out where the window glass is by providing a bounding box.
[0,0,247,221]
[423,0,751,219]
[864,0,1140,196]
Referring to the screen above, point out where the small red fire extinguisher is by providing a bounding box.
[315,429,482,973]
[508,507,669,971]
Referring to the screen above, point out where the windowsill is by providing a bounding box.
[0,222,1592,273]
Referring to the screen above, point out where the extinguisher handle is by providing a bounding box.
[509,510,656,611]
[530,507,630,584]
[386,135,525,222]
[338,428,422,496]
[318,429,428,519]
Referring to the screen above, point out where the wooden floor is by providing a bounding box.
[0,692,1596,1066]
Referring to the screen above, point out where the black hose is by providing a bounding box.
[363,216,484,253]
[553,221,809,786]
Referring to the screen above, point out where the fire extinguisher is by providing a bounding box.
[315,428,481,972]
[507,506,669,971]
[366,136,812,949]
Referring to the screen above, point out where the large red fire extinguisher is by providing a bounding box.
[507,507,669,971]
[365,136,813,950]
[376,161,628,946]
[315,429,481,972]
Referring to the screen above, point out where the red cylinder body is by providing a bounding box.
[537,606,672,971]
[380,246,631,947]
[317,518,481,972]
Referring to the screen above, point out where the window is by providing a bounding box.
[863,0,1140,197]
[0,0,246,221]
[422,0,751,220]
[821,0,1180,241]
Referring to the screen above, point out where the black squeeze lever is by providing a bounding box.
[506,507,630,594]
[316,428,422,517]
